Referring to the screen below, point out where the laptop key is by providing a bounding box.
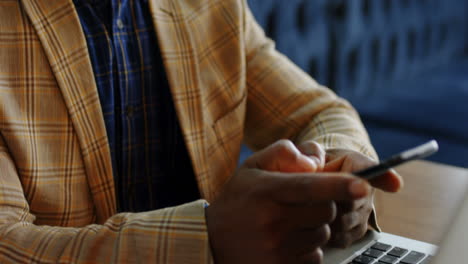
[371,242,392,252]
[399,251,425,264]
[379,255,399,264]
[388,247,409,257]
[363,248,385,258]
[353,255,375,264]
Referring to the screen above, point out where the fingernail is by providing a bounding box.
[349,179,370,197]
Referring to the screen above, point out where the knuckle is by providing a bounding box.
[308,247,324,264]
[277,139,294,146]
[275,139,297,156]
[316,224,331,245]
[324,201,337,223]
[310,141,325,155]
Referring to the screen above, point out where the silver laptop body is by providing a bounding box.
[324,190,468,264]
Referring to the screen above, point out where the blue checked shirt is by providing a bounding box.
[73,0,200,212]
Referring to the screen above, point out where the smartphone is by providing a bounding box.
[354,140,439,180]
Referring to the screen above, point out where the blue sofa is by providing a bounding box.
[242,0,468,167]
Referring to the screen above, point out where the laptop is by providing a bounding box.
[323,187,468,264]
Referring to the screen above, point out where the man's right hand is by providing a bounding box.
[206,140,371,264]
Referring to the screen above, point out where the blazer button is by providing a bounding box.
[116,19,124,29]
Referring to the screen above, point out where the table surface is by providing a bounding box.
[374,160,468,245]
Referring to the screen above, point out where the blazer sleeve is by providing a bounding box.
[241,1,377,161]
[241,0,380,231]
[0,135,213,263]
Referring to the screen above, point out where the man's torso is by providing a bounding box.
[0,0,247,225]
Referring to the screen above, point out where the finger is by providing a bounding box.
[332,199,373,232]
[323,155,347,172]
[330,211,361,232]
[328,222,368,248]
[244,140,320,173]
[336,196,369,214]
[325,148,352,162]
[324,151,377,173]
[284,225,330,256]
[297,141,326,171]
[267,172,371,203]
[369,169,404,192]
[277,202,337,230]
[322,150,404,192]
[300,247,323,264]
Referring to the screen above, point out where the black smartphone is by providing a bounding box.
[354,140,439,180]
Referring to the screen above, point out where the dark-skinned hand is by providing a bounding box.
[206,140,372,264]
[297,141,403,248]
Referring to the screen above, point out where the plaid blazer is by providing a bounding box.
[0,0,377,262]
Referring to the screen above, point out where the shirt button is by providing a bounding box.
[116,19,124,29]
[125,106,134,117]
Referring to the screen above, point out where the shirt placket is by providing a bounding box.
[112,0,136,211]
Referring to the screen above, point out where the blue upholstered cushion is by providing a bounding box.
[364,122,468,167]
[359,61,468,167]
[244,0,468,167]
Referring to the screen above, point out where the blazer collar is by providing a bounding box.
[148,0,212,200]
[20,0,116,223]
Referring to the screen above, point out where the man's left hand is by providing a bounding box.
[298,141,403,248]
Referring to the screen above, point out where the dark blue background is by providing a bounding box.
[244,0,468,167]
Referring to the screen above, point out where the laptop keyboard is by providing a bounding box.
[351,242,433,264]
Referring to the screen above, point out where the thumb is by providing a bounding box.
[369,169,404,193]
[244,140,320,173]
[268,172,371,203]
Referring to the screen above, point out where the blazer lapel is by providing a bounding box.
[149,0,212,201]
[20,0,116,222]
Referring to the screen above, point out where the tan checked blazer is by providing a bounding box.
[0,0,376,262]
